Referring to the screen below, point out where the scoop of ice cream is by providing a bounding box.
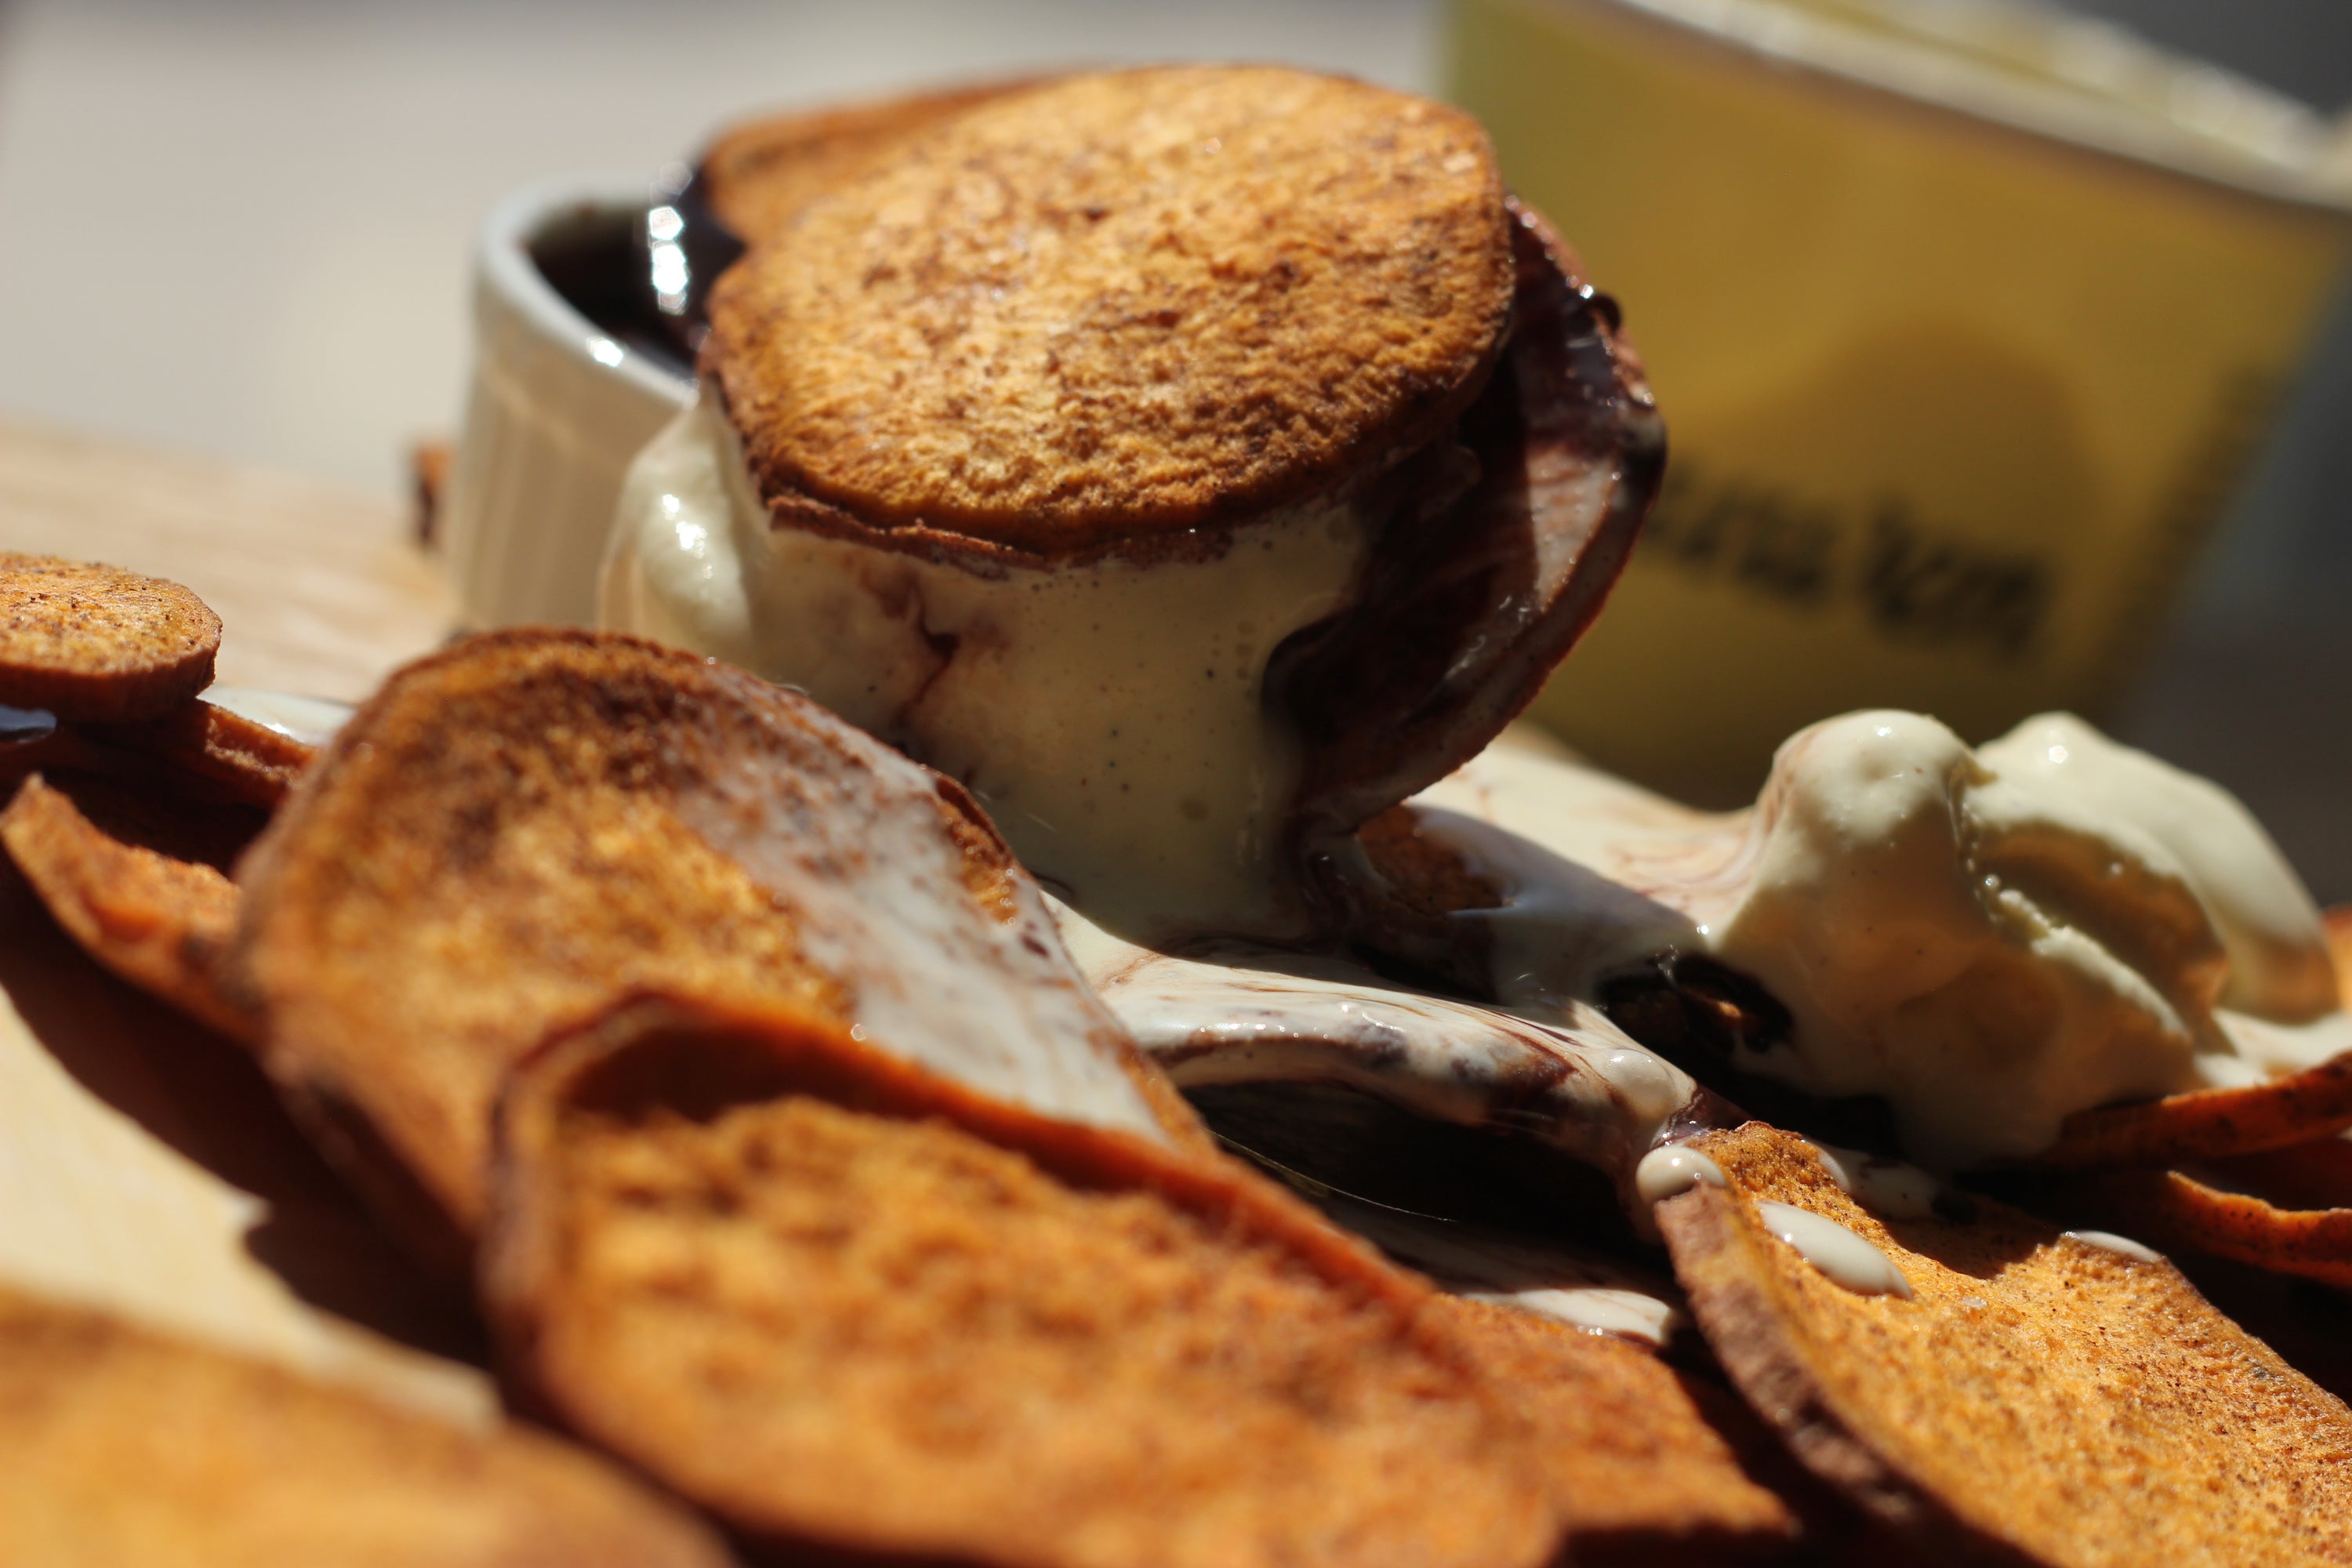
[1709,711,2346,1168]
[1975,713,2339,1025]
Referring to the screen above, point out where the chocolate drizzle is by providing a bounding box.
[527,178,743,382]
[1270,198,1666,855]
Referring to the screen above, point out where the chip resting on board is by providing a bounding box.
[0,552,222,723]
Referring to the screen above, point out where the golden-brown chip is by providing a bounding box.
[695,77,1038,241]
[237,629,1203,1265]
[1425,1294,1799,1562]
[95,699,317,808]
[2064,1167,2352,1291]
[0,1281,733,1568]
[2030,1054,2352,1170]
[709,65,1515,550]
[2210,1134,2352,1212]
[0,773,250,1040]
[0,552,221,722]
[486,991,1560,1568]
[1659,1122,2352,1567]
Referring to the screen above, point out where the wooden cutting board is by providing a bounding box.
[0,420,493,1422]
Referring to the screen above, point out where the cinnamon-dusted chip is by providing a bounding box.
[2031,1054,2352,1170]
[2211,1134,2352,1212]
[696,77,1039,241]
[96,698,317,808]
[238,629,1203,1264]
[485,992,1559,1568]
[1425,1295,1799,1563]
[1658,1122,2352,1567]
[0,552,221,722]
[0,773,250,1039]
[0,1282,734,1568]
[716,67,1517,549]
[2065,1167,2352,1291]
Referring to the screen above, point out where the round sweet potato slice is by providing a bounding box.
[1659,1123,2352,1568]
[0,552,220,722]
[236,628,1201,1269]
[486,991,1562,1568]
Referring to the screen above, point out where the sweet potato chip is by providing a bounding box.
[2063,1167,2352,1292]
[0,1281,734,1568]
[238,629,1202,1264]
[1424,1294,1800,1563]
[95,698,317,808]
[2209,1134,2352,1213]
[1659,1122,2352,1567]
[2029,1054,2352,1171]
[0,772,250,1040]
[0,551,221,722]
[485,991,1560,1568]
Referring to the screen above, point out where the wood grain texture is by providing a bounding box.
[0,419,453,699]
[0,421,483,1418]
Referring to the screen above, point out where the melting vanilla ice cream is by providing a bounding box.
[604,399,1371,938]
[1406,710,2350,1170]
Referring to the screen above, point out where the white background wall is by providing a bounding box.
[0,0,1435,494]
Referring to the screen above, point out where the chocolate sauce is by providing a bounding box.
[527,173,742,382]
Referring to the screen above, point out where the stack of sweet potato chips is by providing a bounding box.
[4,550,2351,1567]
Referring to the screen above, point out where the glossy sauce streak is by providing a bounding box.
[1054,898,1719,1208]
[1807,1141,1944,1221]
[1634,1145,1725,1205]
[2062,1229,2165,1265]
[1756,1201,1913,1298]
[1316,1189,1684,1345]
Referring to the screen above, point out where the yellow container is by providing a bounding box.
[1452,0,2352,801]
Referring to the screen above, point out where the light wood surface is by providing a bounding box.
[0,421,490,1421]
[0,419,455,700]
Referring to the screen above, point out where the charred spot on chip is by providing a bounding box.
[0,553,222,724]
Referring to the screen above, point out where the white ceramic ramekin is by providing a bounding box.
[441,178,695,630]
